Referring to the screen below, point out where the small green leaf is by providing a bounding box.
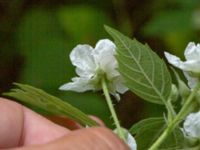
[130,117,184,150]
[3,83,97,127]
[168,84,179,103]
[105,25,171,105]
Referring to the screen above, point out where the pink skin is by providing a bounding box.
[0,98,129,150]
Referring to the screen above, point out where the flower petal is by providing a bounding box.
[164,52,185,69]
[183,72,199,89]
[93,39,118,79]
[164,52,200,72]
[110,92,121,101]
[184,42,200,61]
[60,39,129,96]
[70,44,96,77]
[127,132,137,150]
[113,77,129,94]
[113,128,137,150]
[59,77,94,92]
[95,39,116,52]
[180,60,200,73]
[183,111,200,138]
[109,77,128,101]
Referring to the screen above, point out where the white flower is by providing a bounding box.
[126,132,137,150]
[164,42,200,89]
[114,128,137,150]
[59,39,128,100]
[183,111,200,138]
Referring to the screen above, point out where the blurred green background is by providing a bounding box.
[0,0,200,128]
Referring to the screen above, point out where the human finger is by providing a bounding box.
[13,127,130,150]
[0,98,70,148]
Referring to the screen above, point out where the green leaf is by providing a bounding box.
[3,83,97,127]
[105,26,171,105]
[130,117,184,150]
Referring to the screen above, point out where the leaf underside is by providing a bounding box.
[130,117,184,150]
[3,83,97,127]
[105,25,171,105]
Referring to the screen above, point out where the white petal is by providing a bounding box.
[93,39,118,79]
[164,52,200,72]
[113,77,129,94]
[184,42,200,61]
[110,92,121,102]
[181,60,200,73]
[113,128,137,150]
[108,77,128,101]
[183,111,200,138]
[183,72,199,89]
[164,52,185,69]
[59,77,94,92]
[70,44,96,77]
[127,132,137,150]
[95,39,116,52]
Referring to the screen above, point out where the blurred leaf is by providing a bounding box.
[143,10,193,37]
[105,26,172,105]
[173,0,200,8]
[130,117,184,150]
[16,9,69,91]
[16,9,111,126]
[57,5,113,42]
[142,7,198,55]
[3,83,97,126]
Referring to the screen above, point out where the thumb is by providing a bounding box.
[15,127,130,150]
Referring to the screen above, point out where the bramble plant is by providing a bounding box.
[4,25,200,150]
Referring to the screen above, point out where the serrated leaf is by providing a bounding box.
[130,117,184,150]
[3,83,97,127]
[105,25,171,105]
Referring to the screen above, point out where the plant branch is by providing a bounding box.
[149,82,200,150]
[101,77,126,141]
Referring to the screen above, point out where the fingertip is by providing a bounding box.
[89,115,105,126]
[40,127,130,150]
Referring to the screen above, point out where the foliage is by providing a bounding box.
[105,26,171,105]
[4,83,97,126]
[130,118,184,150]
[15,7,113,126]
[1,1,200,145]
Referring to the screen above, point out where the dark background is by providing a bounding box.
[0,0,200,128]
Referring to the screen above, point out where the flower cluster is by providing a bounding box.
[164,42,200,89]
[59,39,128,100]
[165,42,200,140]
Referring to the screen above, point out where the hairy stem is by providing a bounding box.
[149,82,200,150]
[101,77,126,141]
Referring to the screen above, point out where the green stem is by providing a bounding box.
[149,82,200,150]
[101,77,126,141]
[166,100,176,122]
